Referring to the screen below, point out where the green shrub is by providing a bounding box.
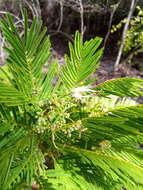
[1,10,143,190]
[124,6,143,56]
[111,6,143,63]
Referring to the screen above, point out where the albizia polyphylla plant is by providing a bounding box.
[0,9,143,190]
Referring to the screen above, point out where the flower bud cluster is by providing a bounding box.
[34,95,73,134]
[33,94,89,137]
[32,86,41,97]
[80,96,104,117]
[34,113,48,134]
[62,120,87,138]
[99,140,111,149]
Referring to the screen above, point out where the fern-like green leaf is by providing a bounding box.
[0,82,29,106]
[0,10,53,101]
[94,77,143,97]
[58,145,143,190]
[62,31,103,89]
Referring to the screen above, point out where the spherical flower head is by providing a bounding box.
[72,86,95,99]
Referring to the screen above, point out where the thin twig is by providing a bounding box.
[114,0,137,71]
[24,0,37,18]
[0,11,20,21]
[79,0,84,38]
[50,30,74,42]
[57,0,64,31]
[34,0,42,19]
[0,34,6,63]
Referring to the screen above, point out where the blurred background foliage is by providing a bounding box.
[0,0,143,76]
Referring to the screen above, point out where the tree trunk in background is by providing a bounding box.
[114,0,137,71]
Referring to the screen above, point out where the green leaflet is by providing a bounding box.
[0,10,55,102]
[0,9,143,190]
[58,145,143,190]
[94,77,143,97]
[0,82,29,106]
[62,31,103,89]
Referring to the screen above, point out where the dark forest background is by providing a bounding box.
[0,0,143,81]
